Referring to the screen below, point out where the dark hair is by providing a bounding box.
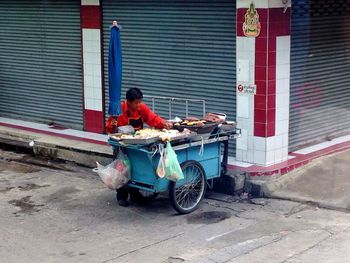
[126,88,143,102]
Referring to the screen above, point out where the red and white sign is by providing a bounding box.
[237,84,256,94]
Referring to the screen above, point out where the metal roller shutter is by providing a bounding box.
[102,0,236,121]
[289,0,350,150]
[0,0,83,129]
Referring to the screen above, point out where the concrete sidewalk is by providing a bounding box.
[260,149,350,211]
[0,125,113,168]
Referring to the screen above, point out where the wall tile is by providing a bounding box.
[254,150,266,165]
[237,129,248,150]
[266,136,276,151]
[95,99,102,111]
[275,120,285,135]
[274,148,283,163]
[266,151,275,165]
[282,134,289,148]
[237,95,250,119]
[236,149,243,161]
[84,74,93,88]
[277,36,291,51]
[254,136,266,151]
[83,63,93,76]
[93,88,102,100]
[276,106,289,122]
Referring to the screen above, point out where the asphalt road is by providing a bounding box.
[0,152,350,263]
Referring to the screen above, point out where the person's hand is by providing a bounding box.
[164,121,173,130]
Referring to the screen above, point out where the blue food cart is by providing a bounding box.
[108,129,240,214]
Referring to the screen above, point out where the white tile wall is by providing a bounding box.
[274,135,284,149]
[275,121,285,136]
[82,28,103,111]
[243,37,255,52]
[247,135,254,150]
[247,150,254,163]
[276,78,290,94]
[276,92,289,109]
[269,0,291,8]
[276,106,289,122]
[93,64,102,77]
[276,64,290,80]
[237,59,250,82]
[277,36,291,52]
[254,150,266,165]
[274,148,284,163]
[237,129,248,150]
[82,29,100,41]
[282,134,289,148]
[282,146,289,160]
[237,0,268,8]
[81,0,100,6]
[276,51,290,66]
[266,151,275,165]
[254,137,266,152]
[236,149,243,162]
[237,95,250,119]
[266,136,276,151]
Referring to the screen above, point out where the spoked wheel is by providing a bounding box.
[169,161,207,214]
[129,188,159,204]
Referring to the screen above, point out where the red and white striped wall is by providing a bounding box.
[236,0,291,166]
[81,0,104,133]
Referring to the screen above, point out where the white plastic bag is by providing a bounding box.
[156,142,184,182]
[93,151,131,190]
[156,144,166,178]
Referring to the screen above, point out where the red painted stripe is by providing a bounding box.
[81,5,101,29]
[84,109,105,133]
[0,122,108,146]
[253,7,291,138]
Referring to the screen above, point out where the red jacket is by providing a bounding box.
[106,101,166,133]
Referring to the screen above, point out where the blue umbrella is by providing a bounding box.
[108,22,122,116]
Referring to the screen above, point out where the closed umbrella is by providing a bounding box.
[108,21,122,116]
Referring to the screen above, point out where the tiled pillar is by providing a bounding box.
[81,0,104,133]
[236,0,291,166]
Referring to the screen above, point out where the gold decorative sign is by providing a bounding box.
[243,3,261,37]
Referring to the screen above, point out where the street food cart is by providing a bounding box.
[107,97,240,214]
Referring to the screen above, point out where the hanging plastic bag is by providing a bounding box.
[93,151,131,190]
[156,144,166,178]
[164,142,184,182]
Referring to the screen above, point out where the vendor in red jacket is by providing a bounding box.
[106,88,172,207]
[106,88,171,134]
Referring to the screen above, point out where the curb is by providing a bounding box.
[0,128,113,168]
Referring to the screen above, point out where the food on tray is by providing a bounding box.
[175,119,207,127]
[134,128,164,139]
[204,113,227,124]
[110,128,194,144]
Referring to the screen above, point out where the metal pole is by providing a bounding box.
[169,99,172,120]
[152,97,155,112]
[185,100,188,118]
[203,101,206,118]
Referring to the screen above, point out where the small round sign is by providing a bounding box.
[237,84,244,92]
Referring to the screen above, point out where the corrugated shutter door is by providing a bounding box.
[0,0,83,129]
[289,0,350,150]
[102,0,236,125]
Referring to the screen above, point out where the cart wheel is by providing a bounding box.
[129,188,159,204]
[169,161,207,214]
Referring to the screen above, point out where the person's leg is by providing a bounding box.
[116,187,129,206]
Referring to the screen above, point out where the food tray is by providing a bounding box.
[169,132,197,142]
[221,122,237,132]
[122,136,160,145]
[174,122,218,134]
